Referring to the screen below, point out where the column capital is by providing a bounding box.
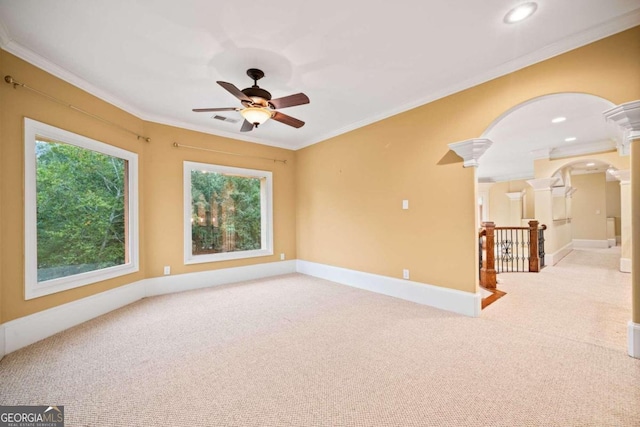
[526,177,559,191]
[610,169,631,185]
[448,138,493,168]
[603,100,640,156]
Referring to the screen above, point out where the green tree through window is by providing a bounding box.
[36,140,127,281]
[191,171,261,255]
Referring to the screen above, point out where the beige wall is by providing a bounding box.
[1,26,640,322]
[0,50,297,322]
[606,180,622,237]
[142,122,296,278]
[487,179,531,226]
[571,173,607,240]
[488,182,510,226]
[1,50,146,322]
[297,27,640,293]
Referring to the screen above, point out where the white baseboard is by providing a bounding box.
[620,258,631,273]
[0,324,5,360]
[2,280,146,355]
[572,239,609,249]
[0,260,296,357]
[607,238,616,248]
[296,260,481,317]
[629,321,640,359]
[545,242,573,266]
[145,260,297,297]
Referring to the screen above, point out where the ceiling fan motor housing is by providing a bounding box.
[241,86,272,104]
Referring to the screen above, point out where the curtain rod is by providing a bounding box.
[4,75,151,142]
[173,142,287,164]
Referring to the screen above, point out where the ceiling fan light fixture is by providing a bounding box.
[504,2,538,24]
[241,107,272,126]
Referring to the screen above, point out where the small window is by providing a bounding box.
[24,118,139,299]
[184,161,273,264]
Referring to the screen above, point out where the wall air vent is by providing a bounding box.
[212,115,239,124]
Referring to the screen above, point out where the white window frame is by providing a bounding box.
[24,118,139,299]
[184,161,273,264]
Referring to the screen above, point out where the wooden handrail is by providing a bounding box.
[479,220,546,289]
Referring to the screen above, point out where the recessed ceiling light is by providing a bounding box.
[504,2,538,24]
[565,137,577,142]
[586,162,595,167]
[551,116,566,123]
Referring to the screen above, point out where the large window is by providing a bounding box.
[24,118,139,299]
[184,161,273,264]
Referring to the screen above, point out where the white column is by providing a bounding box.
[604,100,640,358]
[612,170,631,272]
[527,178,558,266]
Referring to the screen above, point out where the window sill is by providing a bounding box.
[184,249,274,265]
[25,263,139,300]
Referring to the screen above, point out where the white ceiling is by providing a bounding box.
[479,93,618,182]
[0,0,638,153]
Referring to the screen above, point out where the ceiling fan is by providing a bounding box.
[193,68,310,132]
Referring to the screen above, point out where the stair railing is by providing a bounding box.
[479,220,546,289]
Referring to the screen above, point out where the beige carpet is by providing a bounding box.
[483,246,632,351]
[1,253,639,426]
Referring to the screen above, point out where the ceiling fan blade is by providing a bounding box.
[269,93,310,109]
[240,119,255,132]
[217,81,253,103]
[192,107,239,112]
[271,111,305,128]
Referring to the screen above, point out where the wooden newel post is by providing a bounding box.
[528,220,540,272]
[480,221,496,289]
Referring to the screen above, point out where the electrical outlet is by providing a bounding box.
[403,269,410,280]
[163,266,170,275]
[402,200,409,210]
[280,253,285,260]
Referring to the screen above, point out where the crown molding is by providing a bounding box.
[142,116,297,150]
[550,139,617,160]
[0,43,296,151]
[2,9,639,151]
[448,138,493,168]
[478,171,534,184]
[0,17,10,47]
[1,41,149,120]
[300,9,640,149]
